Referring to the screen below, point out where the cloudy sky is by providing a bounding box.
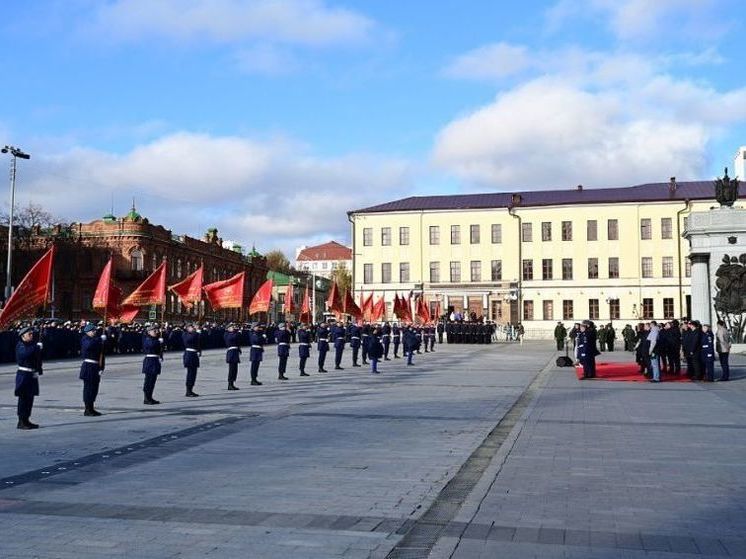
[1,0,745,255]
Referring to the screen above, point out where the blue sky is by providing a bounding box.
[1,0,745,254]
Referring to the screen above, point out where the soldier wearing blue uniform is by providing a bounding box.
[577,321,598,379]
[332,321,346,370]
[700,324,716,382]
[142,325,163,405]
[428,324,436,351]
[15,326,42,429]
[403,326,417,366]
[182,323,201,397]
[298,324,311,376]
[276,323,290,380]
[249,325,264,385]
[348,322,362,367]
[361,323,371,364]
[369,327,384,374]
[381,322,392,360]
[392,323,401,358]
[224,324,242,390]
[80,323,106,416]
[316,323,329,372]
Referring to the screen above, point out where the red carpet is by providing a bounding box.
[574,362,691,382]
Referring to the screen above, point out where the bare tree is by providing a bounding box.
[330,262,352,293]
[0,202,67,248]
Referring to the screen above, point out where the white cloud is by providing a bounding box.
[443,43,532,80]
[90,0,376,47]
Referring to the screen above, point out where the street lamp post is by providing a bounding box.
[1,145,31,300]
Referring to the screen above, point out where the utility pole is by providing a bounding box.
[1,145,31,300]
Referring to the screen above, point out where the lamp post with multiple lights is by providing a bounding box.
[1,145,31,299]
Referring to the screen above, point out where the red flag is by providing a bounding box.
[343,289,361,318]
[371,295,386,322]
[393,293,404,319]
[0,246,55,327]
[283,283,296,314]
[416,296,431,323]
[249,279,273,315]
[92,257,140,323]
[300,285,311,323]
[169,266,203,309]
[203,271,245,310]
[362,292,374,321]
[403,292,413,322]
[122,261,167,307]
[326,282,343,317]
[434,300,441,321]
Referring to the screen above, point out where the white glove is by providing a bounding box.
[158,338,164,343]
[37,342,43,349]
[100,335,108,341]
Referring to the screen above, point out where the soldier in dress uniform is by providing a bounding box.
[316,322,330,372]
[348,321,362,366]
[577,321,598,379]
[142,324,163,405]
[700,324,716,382]
[369,326,384,374]
[15,326,43,429]
[415,325,423,353]
[182,323,201,397]
[332,321,346,370]
[381,321,392,360]
[276,323,290,380]
[297,323,311,376]
[437,321,444,344]
[403,325,417,366]
[80,323,106,415]
[392,323,401,358]
[361,322,371,364]
[429,323,436,351]
[249,324,264,385]
[224,324,242,390]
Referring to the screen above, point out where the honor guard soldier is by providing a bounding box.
[437,321,444,344]
[80,323,106,416]
[297,324,311,376]
[700,324,716,382]
[392,323,401,358]
[277,323,290,380]
[224,324,242,390]
[142,324,163,405]
[332,321,346,370]
[428,323,436,351]
[249,324,265,385]
[15,326,43,429]
[361,322,371,364]
[369,326,384,374]
[381,322,392,360]
[182,323,201,397]
[415,326,423,353]
[348,322,362,366]
[403,325,417,366]
[316,322,330,372]
[422,324,430,352]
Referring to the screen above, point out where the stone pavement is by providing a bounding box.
[1,342,745,558]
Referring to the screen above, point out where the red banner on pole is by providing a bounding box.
[203,271,245,310]
[92,257,140,323]
[0,245,55,327]
[300,285,311,323]
[343,288,362,319]
[371,295,386,322]
[283,282,296,314]
[326,282,343,318]
[122,261,167,307]
[169,266,203,309]
[248,279,273,315]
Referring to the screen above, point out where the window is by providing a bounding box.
[609,257,619,279]
[399,227,410,245]
[131,249,143,271]
[322,262,328,270]
[542,258,553,280]
[609,299,620,320]
[522,259,534,280]
[363,264,373,283]
[562,258,573,280]
[491,260,502,281]
[470,225,480,244]
[381,263,391,283]
[640,218,652,240]
[451,225,461,245]
[607,219,619,240]
[642,298,654,319]
[429,226,440,245]
[429,262,440,283]
[561,221,573,241]
[541,222,552,241]
[661,218,673,239]
[587,220,598,241]
[332,262,338,270]
[685,258,691,278]
[662,256,674,278]
[663,298,674,319]
[563,300,574,320]
[641,257,653,278]
[470,260,482,281]
[176,258,182,278]
[381,227,391,246]
[491,224,502,244]
[683,216,689,231]
[588,258,599,279]
[589,299,600,320]
[521,222,532,242]
[363,228,373,246]
[523,300,534,321]
[542,300,554,321]
[450,261,461,282]
[399,262,410,283]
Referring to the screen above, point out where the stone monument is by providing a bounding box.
[684,168,746,340]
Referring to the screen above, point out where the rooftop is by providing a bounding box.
[296,241,352,262]
[349,180,716,214]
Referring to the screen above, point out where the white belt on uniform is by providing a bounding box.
[227,346,239,350]
[318,338,328,342]
[251,345,263,349]
[278,342,289,346]
[185,348,199,352]
[383,334,391,338]
[83,358,98,364]
[17,366,36,372]
[299,343,310,346]
[145,354,160,358]
[351,336,360,339]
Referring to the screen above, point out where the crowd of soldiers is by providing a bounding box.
[9,318,444,430]
[444,321,497,344]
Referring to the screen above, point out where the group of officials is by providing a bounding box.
[12,319,440,430]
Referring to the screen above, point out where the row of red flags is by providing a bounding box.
[326,283,440,324]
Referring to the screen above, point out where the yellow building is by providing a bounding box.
[348,180,716,337]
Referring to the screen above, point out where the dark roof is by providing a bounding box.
[349,181,715,214]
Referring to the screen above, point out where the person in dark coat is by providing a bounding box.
[249,325,264,385]
[331,321,346,370]
[381,322,392,360]
[428,323,436,351]
[182,323,201,397]
[15,326,43,429]
[369,327,384,374]
[606,323,616,351]
[700,324,716,382]
[297,323,311,376]
[142,325,163,405]
[634,323,648,374]
[403,325,417,366]
[80,322,106,415]
[553,322,567,351]
[684,321,703,379]
[622,324,635,351]
[276,323,290,380]
[667,320,682,375]
[577,321,598,378]
[224,324,242,390]
[437,321,444,344]
[392,323,401,357]
[361,322,371,364]
[316,323,329,372]
[348,322,362,367]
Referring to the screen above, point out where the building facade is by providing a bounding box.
[295,241,352,278]
[349,180,720,336]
